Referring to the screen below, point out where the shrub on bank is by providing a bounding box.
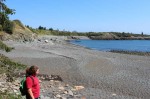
[3,20,14,34]
[0,54,26,75]
[0,56,26,98]
[0,25,2,31]
[0,41,14,52]
[0,53,26,98]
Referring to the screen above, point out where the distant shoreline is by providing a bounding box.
[89,36,150,40]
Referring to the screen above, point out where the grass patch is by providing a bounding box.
[0,54,27,74]
[0,41,26,75]
[0,41,14,52]
[0,54,27,83]
[0,92,21,99]
[0,54,26,98]
[13,20,25,29]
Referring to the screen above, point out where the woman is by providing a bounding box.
[26,66,40,99]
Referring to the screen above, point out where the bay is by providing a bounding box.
[70,40,150,52]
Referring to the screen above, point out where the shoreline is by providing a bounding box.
[1,36,150,99]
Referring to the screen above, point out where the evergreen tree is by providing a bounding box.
[38,26,43,30]
[49,28,53,31]
[0,0,15,33]
[141,32,144,36]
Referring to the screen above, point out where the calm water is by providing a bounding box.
[71,40,150,52]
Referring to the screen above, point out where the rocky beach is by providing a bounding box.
[1,36,150,99]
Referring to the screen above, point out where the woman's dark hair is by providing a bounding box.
[26,65,39,76]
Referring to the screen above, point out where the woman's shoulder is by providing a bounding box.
[26,75,34,80]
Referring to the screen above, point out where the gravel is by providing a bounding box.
[1,37,150,99]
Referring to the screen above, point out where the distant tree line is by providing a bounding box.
[25,24,150,37]
[25,25,87,36]
[86,32,148,37]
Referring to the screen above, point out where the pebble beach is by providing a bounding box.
[1,36,150,99]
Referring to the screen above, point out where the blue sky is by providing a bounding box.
[6,0,150,34]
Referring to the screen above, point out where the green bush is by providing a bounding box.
[0,54,26,98]
[0,54,26,70]
[3,20,14,34]
[0,41,14,52]
[0,53,27,80]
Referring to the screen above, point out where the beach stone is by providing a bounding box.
[16,92,20,95]
[40,95,50,99]
[39,80,42,83]
[71,88,76,91]
[13,89,18,93]
[67,90,74,96]
[48,85,52,88]
[64,84,69,87]
[13,86,19,90]
[81,96,86,99]
[49,80,54,85]
[41,89,45,92]
[45,40,49,43]
[13,81,19,86]
[58,86,65,90]
[1,88,7,92]
[56,94,61,98]
[74,86,84,90]
[54,81,61,85]
[61,97,67,99]
[40,76,45,80]
[0,82,6,85]
[0,82,2,86]
[8,82,12,86]
[63,91,68,94]
[49,41,54,45]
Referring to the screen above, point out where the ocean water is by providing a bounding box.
[70,40,150,52]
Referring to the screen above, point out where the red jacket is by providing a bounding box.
[26,75,40,98]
